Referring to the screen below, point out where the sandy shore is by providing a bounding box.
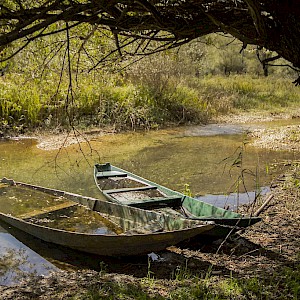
[32,111,300,152]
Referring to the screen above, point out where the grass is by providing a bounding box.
[1,73,299,135]
[197,75,300,112]
[69,265,300,299]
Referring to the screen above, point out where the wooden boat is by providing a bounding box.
[0,178,214,256]
[94,163,261,231]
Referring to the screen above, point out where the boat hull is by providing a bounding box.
[94,163,261,232]
[0,180,214,256]
[0,212,214,256]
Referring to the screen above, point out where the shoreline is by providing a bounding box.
[6,111,300,152]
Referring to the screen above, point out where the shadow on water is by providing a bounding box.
[0,221,149,281]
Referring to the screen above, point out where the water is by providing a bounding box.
[0,183,72,217]
[0,228,57,286]
[196,186,271,211]
[0,120,300,284]
[26,205,123,234]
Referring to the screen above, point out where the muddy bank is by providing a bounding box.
[25,112,300,152]
[249,125,300,151]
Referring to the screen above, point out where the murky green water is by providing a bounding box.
[0,184,71,217]
[0,184,123,234]
[0,120,300,284]
[1,125,299,197]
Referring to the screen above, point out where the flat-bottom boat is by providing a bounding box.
[94,163,261,234]
[0,178,214,256]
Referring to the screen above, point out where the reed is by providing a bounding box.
[0,73,299,134]
[197,75,299,111]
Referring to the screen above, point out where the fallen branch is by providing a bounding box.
[254,193,274,216]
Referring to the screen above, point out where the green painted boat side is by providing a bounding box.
[94,163,261,228]
[0,179,215,256]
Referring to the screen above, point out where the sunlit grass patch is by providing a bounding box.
[1,73,299,134]
[198,75,300,111]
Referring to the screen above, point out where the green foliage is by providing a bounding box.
[77,281,164,300]
[196,75,300,111]
[182,184,192,197]
[1,70,299,133]
[1,29,299,133]
[239,266,300,299]
[0,76,42,127]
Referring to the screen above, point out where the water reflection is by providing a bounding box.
[0,126,299,197]
[0,225,57,286]
[197,186,271,211]
[0,220,105,286]
[119,133,299,196]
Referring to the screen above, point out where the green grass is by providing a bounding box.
[197,75,300,111]
[0,73,299,134]
[70,265,300,299]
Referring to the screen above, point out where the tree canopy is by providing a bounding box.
[0,1,299,83]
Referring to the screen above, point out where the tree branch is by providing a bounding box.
[244,0,267,39]
[0,1,300,70]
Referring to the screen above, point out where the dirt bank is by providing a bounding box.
[249,125,300,151]
[31,111,300,152]
[214,109,300,124]
[34,127,116,151]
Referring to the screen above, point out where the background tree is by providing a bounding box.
[0,1,299,84]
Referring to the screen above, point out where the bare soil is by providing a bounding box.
[34,127,116,151]
[214,109,300,124]
[249,125,300,151]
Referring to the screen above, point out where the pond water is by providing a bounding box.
[1,120,300,284]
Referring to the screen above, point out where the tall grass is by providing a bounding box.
[197,75,300,111]
[0,73,212,132]
[0,79,42,127]
[0,73,299,134]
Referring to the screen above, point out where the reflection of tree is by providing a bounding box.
[0,246,55,286]
[0,248,29,285]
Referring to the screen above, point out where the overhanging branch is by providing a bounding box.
[0,1,299,74]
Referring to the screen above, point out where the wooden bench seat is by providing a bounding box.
[105,186,157,194]
[122,195,183,209]
[20,202,77,219]
[96,171,127,179]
